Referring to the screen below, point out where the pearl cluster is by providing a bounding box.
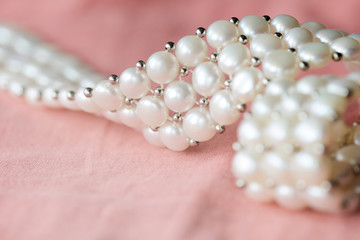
[232,72,360,214]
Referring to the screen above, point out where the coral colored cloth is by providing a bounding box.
[1,0,360,239]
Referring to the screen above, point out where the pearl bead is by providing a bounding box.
[119,67,150,99]
[218,43,250,75]
[279,93,306,114]
[231,67,264,103]
[251,95,279,117]
[250,33,284,59]
[295,75,326,94]
[58,89,79,110]
[271,14,300,33]
[261,151,288,182]
[136,96,169,128]
[164,80,196,113]
[146,51,179,84]
[284,27,313,48]
[263,49,299,80]
[232,151,259,180]
[42,88,62,108]
[237,118,262,145]
[275,185,307,210]
[263,119,290,145]
[293,119,326,144]
[238,15,270,38]
[183,107,216,142]
[159,121,189,151]
[142,127,165,147]
[245,182,273,203]
[206,20,239,50]
[75,88,101,113]
[331,37,360,61]
[118,105,143,129]
[209,89,241,126]
[301,21,326,35]
[92,80,123,111]
[192,61,225,96]
[298,42,331,68]
[264,78,295,96]
[175,35,208,68]
[315,29,343,44]
[336,144,360,165]
[23,87,42,106]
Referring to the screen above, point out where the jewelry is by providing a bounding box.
[1,15,360,213]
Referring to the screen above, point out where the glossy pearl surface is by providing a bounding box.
[146,51,179,84]
[136,96,169,128]
[159,121,189,151]
[238,15,270,38]
[119,67,150,99]
[231,67,264,103]
[250,33,283,59]
[164,80,196,113]
[192,61,225,96]
[218,43,250,75]
[75,88,101,113]
[206,20,239,50]
[263,49,299,80]
[92,80,123,111]
[142,127,165,147]
[183,107,216,142]
[298,42,331,68]
[175,35,208,68]
[209,89,241,126]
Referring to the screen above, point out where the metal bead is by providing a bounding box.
[229,17,239,26]
[215,124,225,134]
[262,78,271,85]
[198,97,209,107]
[235,179,246,188]
[189,139,199,147]
[66,90,75,101]
[83,87,93,98]
[180,67,189,77]
[262,15,271,23]
[288,47,297,53]
[299,61,310,71]
[210,52,219,63]
[224,79,231,88]
[124,97,133,105]
[108,74,119,85]
[332,52,343,61]
[51,89,59,100]
[136,60,146,70]
[238,35,248,45]
[195,27,206,38]
[172,112,182,123]
[251,57,261,67]
[274,32,283,38]
[153,86,164,96]
[236,103,246,112]
[165,42,176,52]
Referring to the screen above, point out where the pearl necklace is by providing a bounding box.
[1,14,360,213]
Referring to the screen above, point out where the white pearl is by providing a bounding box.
[290,152,330,184]
[271,14,300,33]
[24,87,42,106]
[118,105,143,129]
[250,33,284,59]
[231,67,264,103]
[296,75,326,94]
[42,88,62,108]
[119,67,150,99]
[349,33,360,43]
[263,119,290,145]
[218,43,250,75]
[245,182,273,203]
[251,95,279,117]
[92,80,123,111]
[175,35,208,68]
[75,88,101,113]
[298,42,331,68]
[159,121,189,151]
[263,49,299,80]
[306,93,346,119]
[293,119,326,144]
[330,37,360,61]
[275,185,307,210]
[261,152,288,182]
[209,89,240,126]
[315,29,343,44]
[183,107,216,142]
[301,21,326,35]
[146,51,179,84]
[237,118,262,146]
[206,20,239,50]
[264,78,295,96]
[279,93,306,114]
[284,27,313,48]
[238,15,269,38]
[58,89,79,110]
[136,96,169,128]
[192,61,225,96]
[164,80,196,113]
[142,127,165,147]
[232,150,259,180]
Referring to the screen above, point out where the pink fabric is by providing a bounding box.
[1,0,360,239]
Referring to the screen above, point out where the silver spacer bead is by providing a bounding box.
[235,179,246,188]
[251,57,261,67]
[236,103,247,112]
[238,34,248,44]
[195,27,206,38]
[210,52,219,63]
[51,89,59,100]
[215,124,225,134]
[124,97,133,106]
[66,90,75,101]
[288,47,297,53]
[262,78,271,85]
[180,67,189,77]
[165,42,176,52]
[299,61,310,71]
[83,87,93,98]
[172,112,182,123]
[189,139,199,147]
[154,86,164,97]
[274,32,283,38]
[198,97,209,107]
[332,52,343,61]
[108,74,119,85]
[224,79,232,88]
[262,15,271,23]
[229,17,239,26]
[136,60,146,70]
